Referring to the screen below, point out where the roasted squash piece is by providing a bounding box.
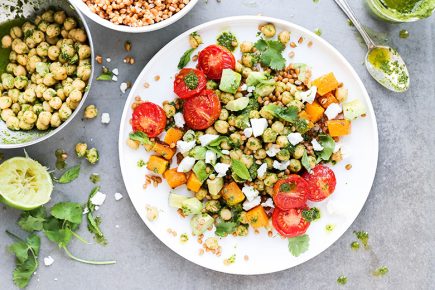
[305,101,325,122]
[317,92,339,109]
[152,143,175,160]
[327,119,351,136]
[164,128,184,145]
[147,155,168,175]
[163,168,187,188]
[312,72,339,96]
[246,206,269,228]
[221,182,245,206]
[186,172,202,193]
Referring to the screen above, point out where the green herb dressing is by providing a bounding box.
[367,0,435,22]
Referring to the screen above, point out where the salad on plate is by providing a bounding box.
[126,23,366,249]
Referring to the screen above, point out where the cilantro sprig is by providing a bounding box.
[254,38,286,70]
[86,186,107,245]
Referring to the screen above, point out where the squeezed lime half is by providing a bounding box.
[0,157,52,210]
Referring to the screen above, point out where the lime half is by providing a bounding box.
[0,157,53,210]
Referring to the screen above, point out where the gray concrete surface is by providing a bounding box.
[1,0,434,289]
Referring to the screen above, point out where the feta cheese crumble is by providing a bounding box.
[324,103,342,120]
[101,113,110,124]
[221,149,230,155]
[114,192,123,201]
[298,86,317,104]
[177,157,196,172]
[174,112,185,128]
[176,140,196,154]
[240,84,248,91]
[311,139,324,151]
[82,207,89,215]
[120,82,128,93]
[112,68,119,75]
[243,196,261,211]
[214,163,230,177]
[257,163,267,178]
[242,185,259,202]
[250,118,268,137]
[112,75,118,81]
[90,191,106,206]
[247,86,255,93]
[44,256,54,266]
[106,58,111,63]
[333,143,342,153]
[199,134,219,146]
[287,132,304,146]
[266,144,280,157]
[273,160,290,171]
[243,127,253,138]
[261,198,275,208]
[205,150,217,164]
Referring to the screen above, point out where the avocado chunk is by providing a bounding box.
[343,99,366,120]
[191,213,214,235]
[219,69,241,94]
[168,193,188,208]
[189,146,207,160]
[192,160,209,183]
[226,97,250,111]
[181,197,203,215]
[207,177,224,196]
[254,79,276,97]
[246,71,268,86]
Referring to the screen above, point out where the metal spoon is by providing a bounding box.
[334,0,410,92]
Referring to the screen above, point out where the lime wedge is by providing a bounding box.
[0,157,53,210]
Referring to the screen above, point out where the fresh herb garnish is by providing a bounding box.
[6,231,40,288]
[317,134,335,161]
[55,149,67,170]
[231,158,251,181]
[177,48,195,69]
[54,164,81,184]
[129,131,153,146]
[18,207,47,232]
[279,182,296,192]
[86,186,107,245]
[373,266,389,277]
[302,207,320,222]
[215,221,237,237]
[96,67,114,81]
[314,28,322,36]
[354,230,369,248]
[288,234,310,257]
[90,173,101,184]
[254,38,286,70]
[350,241,360,250]
[183,71,199,90]
[217,31,238,51]
[262,104,299,122]
[337,275,347,285]
[301,150,313,172]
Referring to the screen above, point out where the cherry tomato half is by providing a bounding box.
[197,44,235,80]
[131,102,166,138]
[273,175,310,210]
[173,68,207,99]
[182,90,221,130]
[272,207,310,238]
[302,164,336,202]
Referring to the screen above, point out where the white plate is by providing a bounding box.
[118,16,378,275]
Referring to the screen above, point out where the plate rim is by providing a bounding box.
[118,15,379,275]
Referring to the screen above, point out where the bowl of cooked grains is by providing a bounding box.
[70,0,199,33]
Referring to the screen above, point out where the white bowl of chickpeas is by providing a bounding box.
[0,0,94,148]
[70,0,198,33]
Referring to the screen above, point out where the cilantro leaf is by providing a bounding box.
[43,217,74,247]
[51,202,83,225]
[177,48,195,69]
[215,221,237,237]
[288,234,310,257]
[302,207,321,222]
[254,39,286,70]
[262,104,299,122]
[129,131,153,146]
[231,158,251,181]
[317,134,335,161]
[86,187,107,245]
[54,165,81,184]
[18,207,47,232]
[96,71,113,81]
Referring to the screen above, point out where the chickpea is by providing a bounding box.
[36,42,50,57]
[1,108,14,121]
[56,88,66,101]
[162,103,176,117]
[85,148,99,164]
[78,45,91,60]
[289,159,302,172]
[16,54,28,67]
[49,61,62,73]
[264,173,278,187]
[205,127,218,135]
[42,88,56,101]
[276,135,289,148]
[84,104,98,119]
[60,29,68,39]
[68,28,87,43]
[13,65,26,77]
[6,116,20,130]
[14,76,28,90]
[288,99,304,111]
[248,110,260,119]
[276,149,291,161]
[38,21,49,32]
[281,91,293,105]
[219,108,229,120]
[293,144,305,159]
[307,156,317,169]
[235,225,248,236]
[46,36,58,45]
[49,97,62,110]
[36,113,50,130]
[11,39,28,54]
[242,67,252,78]
[242,53,254,68]
[58,103,72,121]
[1,35,12,48]
[234,115,249,129]
[64,64,77,76]
[240,154,254,168]
[246,137,262,151]
[2,74,15,89]
[5,63,16,74]
[54,11,66,24]
[229,133,241,147]
[25,36,36,49]
[206,79,218,90]
[72,79,86,91]
[278,30,291,44]
[10,26,22,39]
[214,120,229,134]
[26,55,41,73]
[63,17,77,31]
[21,22,35,35]
[52,66,67,81]
[66,97,79,110]
[335,86,348,102]
[271,121,284,133]
[260,23,276,38]
[262,128,278,143]
[219,92,234,104]
[8,89,20,102]
[32,30,45,44]
[23,110,37,124]
[235,62,243,73]
[229,149,243,160]
[41,10,54,22]
[11,103,21,114]
[35,84,47,98]
[254,148,267,160]
[0,96,12,109]
[69,90,82,103]
[23,88,36,103]
[46,24,60,38]
[9,51,17,62]
[75,143,88,158]
[240,41,253,53]
[42,101,52,113]
[43,73,57,86]
[77,64,91,81]
[220,155,231,164]
[264,157,274,169]
[50,112,61,127]
[220,140,231,150]
[33,103,43,115]
[47,45,60,60]
[220,208,232,221]
[189,32,202,48]
[259,106,275,120]
[63,84,73,97]
[195,188,207,201]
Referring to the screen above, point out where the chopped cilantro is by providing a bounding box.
[183,71,199,90]
[254,38,286,70]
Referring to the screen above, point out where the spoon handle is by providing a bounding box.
[333,0,376,49]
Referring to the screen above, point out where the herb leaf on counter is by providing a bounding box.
[288,234,309,257]
[18,207,47,232]
[54,165,81,184]
[215,221,237,237]
[86,186,108,245]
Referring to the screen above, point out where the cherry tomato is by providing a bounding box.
[302,164,336,201]
[272,207,310,238]
[131,102,166,138]
[183,90,221,130]
[197,44,235,80]
[173,68,207,99]
[273,175,310,210]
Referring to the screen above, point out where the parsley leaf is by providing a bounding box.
[254,39,286,70]
[6,231,40,289]
[54,165,81,184]
[215,221,237,237]
[317,134,335,161]
[129,131,153,146]
[288,234,310,257]
[302,207,321,222]
[86,187,107,245]
[18,207,47,232]
[262,104,299,122]
[231,158,251,181]
[177,48,195,69]
[354,231,369,248]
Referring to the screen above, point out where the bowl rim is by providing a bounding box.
[69,0,199,33]
[0,0,95,149]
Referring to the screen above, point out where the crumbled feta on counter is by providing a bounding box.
[90,191,106,206]
[101,113,110,124]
